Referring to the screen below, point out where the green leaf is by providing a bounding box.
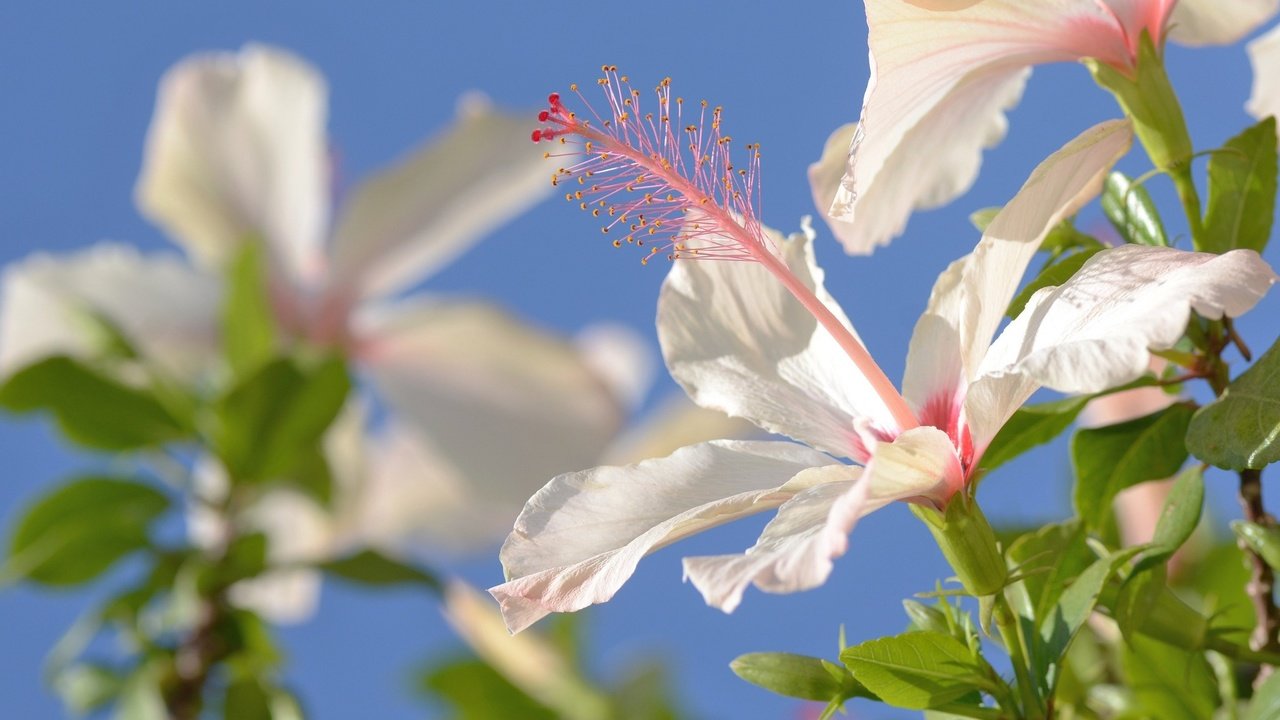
[205,533,269,591]
[1204,117,1278,254]
[840,631,993,710]
[213,355,350,484]
[421,658,558,720]
[1121,635,1218,720]
[1034,549,1138,696]
[1101,171,1168,247]
[610,662,684,720]
[731,652,868,703]
[114,662,167,720]
[320,549,442,593]
[1187,336,1280,470]
[1071,403,1195,531]
[1149,464,1204,556]
[980,395,1091,474]
[1006,248,1103,319]
[969,207,1000,232]
[6,476,168,586]
[223,242,279,375]
[0,356,189,450]
[1005,522,1093,630]
[1232,521,1280,571]
[224,677,272,720]
[53,663,124,715]
[1247,667,1280,720]
[1040,223,1104,256]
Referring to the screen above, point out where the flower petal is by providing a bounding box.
[327,95,552,299]
[969,246,1277,447]
[135,45,329,283]
[490,440,839,633]
[1167,0,1278,46]
[807,122,864,251]
[357,299,626,546]
[902,120,1133,415]
[573,322,656,414]
[0,244,220,381]
[658,223,894,459]
[1248,24,1280,125]
[683,426,959,613]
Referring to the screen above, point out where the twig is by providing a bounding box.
[1238,467,1280,679]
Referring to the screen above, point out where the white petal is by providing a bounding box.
[135,45,329,283]
[603,394,759,467]
[683,426,959,613]
[1248,24,1280,125]
[489,440,839,633]
[1168,0,1278,46]
[807,122,865,251]
[970,246,1277,445]
[327,95,551,299]
[832,0,1151,253]
[0,244,220,381]
[658,224,895,459]
[357,299,625,549]
[573,323,656,413]
[902,121,1133,416]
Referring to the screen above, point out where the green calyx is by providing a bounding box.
[913,499,1007,598]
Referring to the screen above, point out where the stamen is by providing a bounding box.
[530,69,919,433]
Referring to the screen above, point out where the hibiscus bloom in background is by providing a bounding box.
[811,0,1280,254]
[491,119,1277,633]
[1249,22,1280,129]
[0,45,751,622]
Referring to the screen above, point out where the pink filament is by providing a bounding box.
[534,68,919,433]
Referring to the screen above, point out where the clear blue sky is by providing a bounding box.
[1,3,1277,719]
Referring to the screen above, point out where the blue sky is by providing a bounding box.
[1,3,1278,718]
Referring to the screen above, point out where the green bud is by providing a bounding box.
[902,600,949,635]
[912,500,1007,597]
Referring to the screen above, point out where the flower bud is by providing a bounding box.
[912,499,1007,597]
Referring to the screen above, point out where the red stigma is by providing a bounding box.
[531,129,543,143]
[538,110,550,122]
[548,92,561,107]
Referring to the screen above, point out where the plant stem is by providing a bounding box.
[993,594,1042,720]
[1168,163,1206,250]
[1238,468,1280,673]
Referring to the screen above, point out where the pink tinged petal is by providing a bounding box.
[683,426,960,613]
[832,0,1150,253]
[971,246,1277,445]
[135,44,329,284]
[658,225,896,459]
[1168,0,1279,46]
[902,121,1133,416]
[489,440,839,633]
[356,299,625,544]
[0,244,220,381]
[1248,24,1280,126]
[327,95,552,300]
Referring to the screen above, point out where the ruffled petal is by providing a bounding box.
[969,246,1277,447]
[683,426,959,612]
[1167,0,1278,46]
[0,244,220,381]
[658,224,895,459]
[829,0,1147,253]
[327,95,551,299]
[902,120,1133,415]
[135,44,329,283]
[489,440,839,633]
[1248,24,1280,125]
[357,299,625,544]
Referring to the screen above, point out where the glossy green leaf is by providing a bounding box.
[320,549,442,593]
[1232,521,1280,571]
[1072,403,1195,531]
[1101,171,1168,247]
[1247,667,1280,720]
[980,396,1091,474]
[1203,117,1278,254]
[213,355,349,484]
[1187,336,1280,470]
[1006,248,1102,319]
[1150,464,1205,556]
[1122,636,1218,720]
[223,242,279,375]
[840,632,992,710]
[731,652,866,703]
[0,356,189,450]
[6,477,168,586]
